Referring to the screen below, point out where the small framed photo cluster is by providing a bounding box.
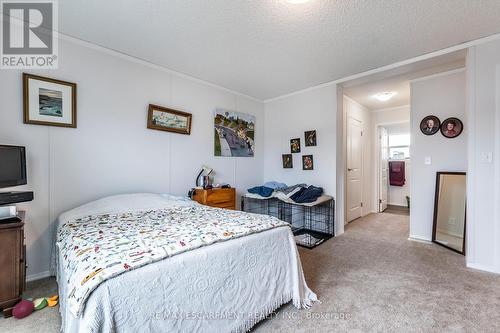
[420,116,463,139]
[283,130,317,170]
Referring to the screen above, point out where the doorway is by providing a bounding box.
[379,126,389,212]
[346,116,363,222]
[377,123,411,215]
[338,49,467,234]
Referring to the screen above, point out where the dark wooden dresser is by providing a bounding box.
[0,211,26,318]
[192,188,236,210]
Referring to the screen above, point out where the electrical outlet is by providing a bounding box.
[481,152,493,164]
[448,217,456,225]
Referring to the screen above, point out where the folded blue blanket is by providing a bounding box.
[248,186,274,197]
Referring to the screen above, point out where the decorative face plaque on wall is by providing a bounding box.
[23,73,77,128]
[440,117,463,139]
[420,115,440,136]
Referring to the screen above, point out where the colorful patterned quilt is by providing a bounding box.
[56,205,289,317]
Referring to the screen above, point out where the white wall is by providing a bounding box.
[263,39,500,276]
[372,105,411,125]
[386,122,410,135]
[371,106,411,210]
[343,96,373,216]
[263,86,337,195]
[466,40,500,273]
[0,37,265,279]
[409,69,466,242]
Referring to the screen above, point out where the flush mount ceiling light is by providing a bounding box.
[373,91,397,102]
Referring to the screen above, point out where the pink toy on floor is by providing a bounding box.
[12,299,34,319]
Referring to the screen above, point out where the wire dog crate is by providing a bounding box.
[241,196,335,249]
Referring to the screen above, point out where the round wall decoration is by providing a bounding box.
[420,115,440,135]
[440,117,463,139]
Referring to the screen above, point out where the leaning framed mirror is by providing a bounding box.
[432,172,466,255]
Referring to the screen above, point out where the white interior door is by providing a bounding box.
[347,117,363,222]
[379,127,389,212]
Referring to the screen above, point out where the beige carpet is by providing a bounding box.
[3,212,500,332]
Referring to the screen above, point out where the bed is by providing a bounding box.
[51,193,317,333]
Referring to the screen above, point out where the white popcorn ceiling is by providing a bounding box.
[59,0,500,100]
[342,50,466,110]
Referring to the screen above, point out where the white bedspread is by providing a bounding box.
[52,193,317,333]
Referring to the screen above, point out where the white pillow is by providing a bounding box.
[57,193,196,227]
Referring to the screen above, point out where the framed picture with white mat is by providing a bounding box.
[23,73,77,128]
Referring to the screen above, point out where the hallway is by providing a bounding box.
[256,212,500,332]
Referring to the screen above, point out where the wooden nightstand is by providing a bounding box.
[0,211,26,318]
[192,188,236,210]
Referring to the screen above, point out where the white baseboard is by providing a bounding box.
[388,203,408,207]
[408,235,432,244]
[27,270,51,282]
[467,263,500,274]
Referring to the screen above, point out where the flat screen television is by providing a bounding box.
[0,145,27,189]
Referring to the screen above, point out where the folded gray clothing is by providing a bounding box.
[277,184,307,195]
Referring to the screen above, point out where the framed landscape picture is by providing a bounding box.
[23,73,77,128]
[214,109,255,157]
[147,104,192,135]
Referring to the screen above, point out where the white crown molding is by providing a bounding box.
[264,32,500,103]
[343,94,369,111]
[6,11,500,107]
[2,12,264,102]
[57,33,263,103]
[409,67,466,83]
[370,104,411,113]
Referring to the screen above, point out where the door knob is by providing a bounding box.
[348,168,353,171]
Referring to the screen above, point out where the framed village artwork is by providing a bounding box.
[214,109,255,157]
[147,104,192,135]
